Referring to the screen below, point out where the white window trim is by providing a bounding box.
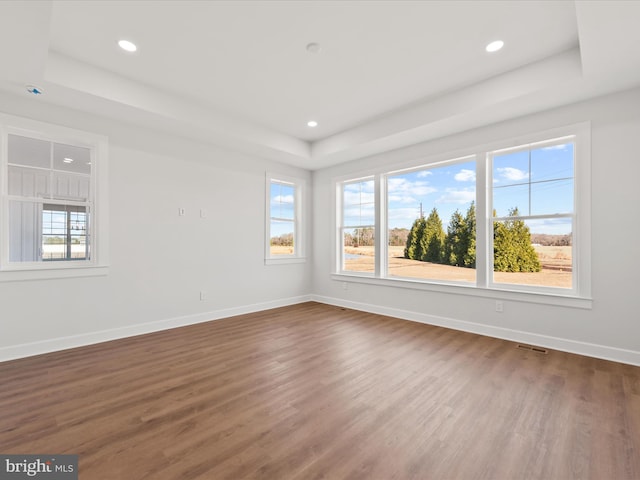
[265,172,306,265]
[332,122,592,309]
[0,113,109,282]
[337,175,376,275]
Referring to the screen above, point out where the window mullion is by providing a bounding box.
[476,153,489,288]
[376,174,386,278]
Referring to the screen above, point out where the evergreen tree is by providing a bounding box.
[493,207,541,272]
[444,210,466,266]
[463,202,476,268]
[404,216,426,260]
[423,208,445,263]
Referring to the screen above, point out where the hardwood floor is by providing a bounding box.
[1,302,639,479]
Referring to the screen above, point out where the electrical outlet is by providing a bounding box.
[178,208,185,216]
[200,291,206,301]
[495,300,504,313]
[342,282,348,291]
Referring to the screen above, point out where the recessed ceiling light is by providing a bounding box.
[307,120,318,127]
[486,40,504,53]
[118,39,137,52]
[63,157,74,163]
[306,42,321,54]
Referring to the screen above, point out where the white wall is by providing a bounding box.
[2,87,640,366]
[311,87,640,365]
[0,93,312,360]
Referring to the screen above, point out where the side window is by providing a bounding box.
[340,178,375,274]
[6,135,92,263]
[1,115,108,279]
[265,174,305,264]
[490,138,575,291]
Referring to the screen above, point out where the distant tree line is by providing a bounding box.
[270,233,294,246]
[530,233,572,246]
[44,236,82,245]
[389,228,410,247]
[344,228,373,247]
[343,227,409,247]
[404,203,541,272]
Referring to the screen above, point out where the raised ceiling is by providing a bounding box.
[1,0,640,169]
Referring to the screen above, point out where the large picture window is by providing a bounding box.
[387,158,476,283]
[1,114,108,280]
[334,124,590,303]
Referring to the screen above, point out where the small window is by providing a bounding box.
[42,204,89,261]
[1,114,108,280]
[6,135,92,264]
[265,173,305,264]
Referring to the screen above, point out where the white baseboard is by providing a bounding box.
[0,295,313,363]
[310,295,640,367]
[3,294,639,367]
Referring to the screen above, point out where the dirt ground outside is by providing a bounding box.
[270,245,295,255]
[343,245,572,289]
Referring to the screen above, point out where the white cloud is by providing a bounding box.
[454,169,476,182]
[343,204,375,225]
[343,190,375,206]
[388,194,417,205]
[387,177,436,198]
[416,171,433,178]
[387,207,424,225]
[272,194,294,204]
[497,167,529,181]
[436,189,476,205]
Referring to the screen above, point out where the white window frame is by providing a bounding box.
[487,135,581,296]
[337,175,377,276]
[0,113,109,281]
[332,122,591,309]
[265,172,305,265]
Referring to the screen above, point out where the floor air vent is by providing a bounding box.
[517,344,549,354]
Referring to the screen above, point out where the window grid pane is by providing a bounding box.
[491,140,575,290]
[42,205,89,261]
[343,180,375,227]
[6,133,93,265]
[269,180,297,257]
[386,160,476,283]
[342,228,375,273]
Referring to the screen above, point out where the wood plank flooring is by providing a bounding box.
[1,302,639,479]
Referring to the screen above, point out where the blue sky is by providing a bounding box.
[345,141,574,236]
[387,160,476,231]
[270,182,295,237]
[493,143,573,217]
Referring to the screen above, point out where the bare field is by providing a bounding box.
[270,245,294,255]
[344,245,572,288]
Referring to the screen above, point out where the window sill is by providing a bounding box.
[331,273,592,310]
[265,257,306,266]
[0,265,109,282]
